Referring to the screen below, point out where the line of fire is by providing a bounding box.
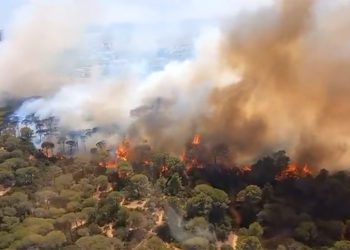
[0,110,314,185]
[39,132,313,182]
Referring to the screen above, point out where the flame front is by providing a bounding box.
[241,165,252,174]
[160,165,168,176]
[192,134,201,145]
[106,160,116,169]
[98,139,131,169]
[116,139,129,161]
[302,164,312,176]
[276,163,312,181]
[180,150,186,161]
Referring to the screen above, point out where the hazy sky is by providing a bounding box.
[0,0,273,30]
[0,0,27,28]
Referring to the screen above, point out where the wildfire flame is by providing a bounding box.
[97,140,131,169]
[180,150,186,161]
[116,139,129,161]
[106,160,116,169]
[241,165,252,174]
[180,134,202,171]
[276,163,312,181]
[192,134,201,145]
[99,160,117,168]
[303,164,312,175]
[160,165,168,176]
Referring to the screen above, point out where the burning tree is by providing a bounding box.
[182,134,209,170]
[192,134,201,145]
[116,139,130,162]
[275,163,312,181]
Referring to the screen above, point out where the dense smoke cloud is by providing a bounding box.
[0,0,99,100]
[129,0,350,168]
[2,0,350,168]
[204,0,350,167]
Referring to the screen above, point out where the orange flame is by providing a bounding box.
[98,140,130,169]
[180,150,186,161]
[303,164,312,175]
[180,134,202,171]
[99,160,116,168]
[241,165,252,174]
[192,134,201,145]
[106,160,116,169]
[116,139,129,161]
[276,163,313,181]
[160,165,168,176]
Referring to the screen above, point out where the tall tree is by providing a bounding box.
[165,173,184,196]
[20,127,33,141]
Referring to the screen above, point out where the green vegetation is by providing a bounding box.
[0,107,8,125]
[0,130,350,249]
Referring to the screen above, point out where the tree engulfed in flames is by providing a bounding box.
[116,139,129,161]
[180,134,201,163]
[181,134,202,171]
[160,165,169,176]
[105,160,116,169]
[240,165,252,174]
[180,150,186,162]
[98,139,130,169]
[275,163,312,181]
[99,160,117,169]
[192,134,201,145]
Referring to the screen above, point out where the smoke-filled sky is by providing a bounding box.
[1,0,350,169]
[0,0,272,127]
[0,0,272,27]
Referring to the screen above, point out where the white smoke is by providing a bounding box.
[0,0,270,100]
[17,28,237,131]
[0,0,100,99]
[7,0,350,170]
[1,0,251,131]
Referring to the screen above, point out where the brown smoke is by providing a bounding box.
[131,0,350,168]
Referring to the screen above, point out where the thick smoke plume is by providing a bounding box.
[0,0,99,100]
[210,0,350,167]
[2,0,350,168]
[131,0,350,168]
